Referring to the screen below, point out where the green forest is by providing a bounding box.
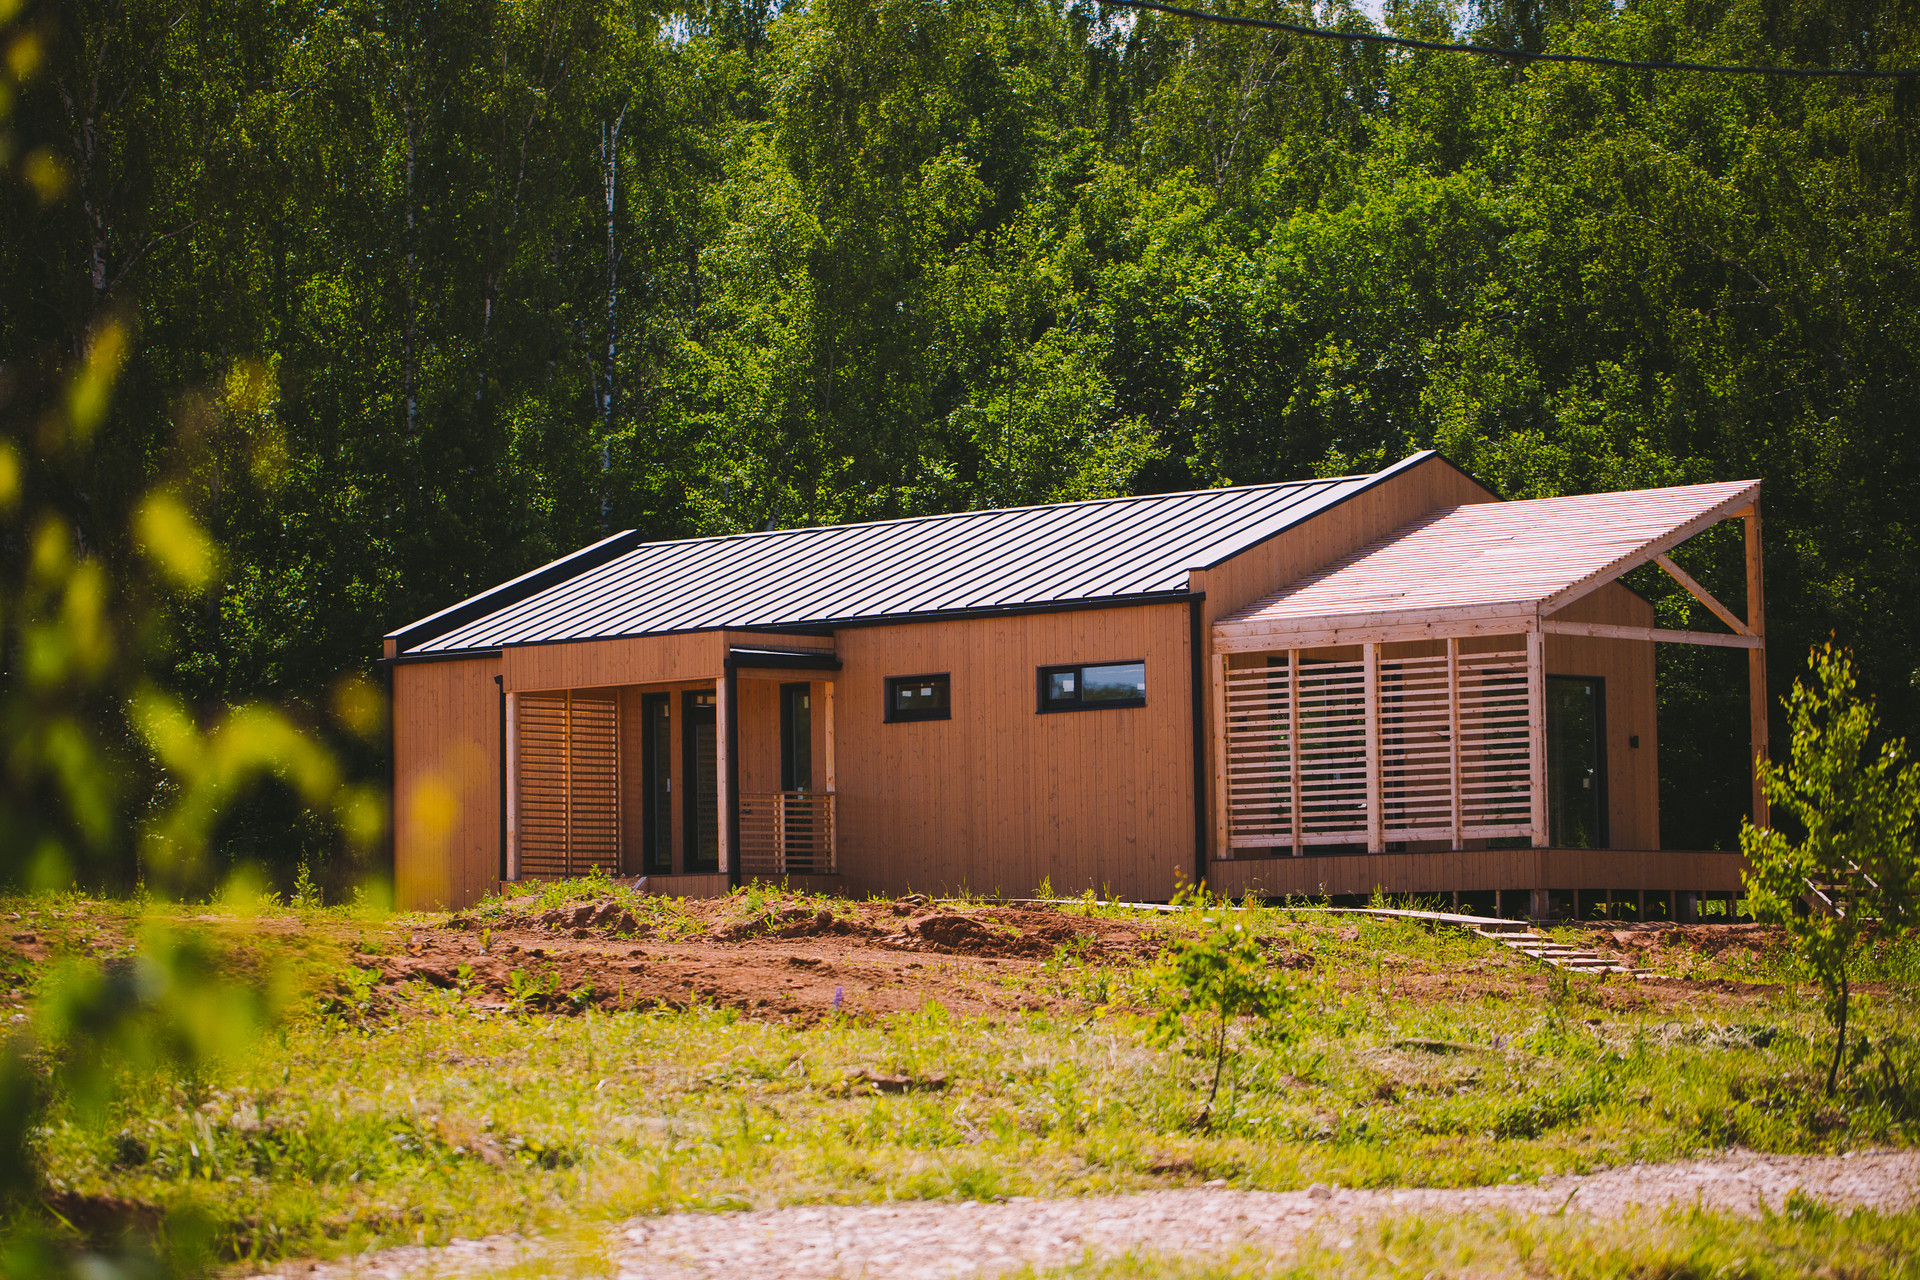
[2,0,1917,888]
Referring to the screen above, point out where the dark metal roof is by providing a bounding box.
[391,453,1441,655]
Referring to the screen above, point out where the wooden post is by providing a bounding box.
[1446,637,1463,851]
[562,689,574,878]
[1527,626,1547,848]
[822,679,837,875]
[716,675,733,879]
[822,680,837,795]
[1744,505,1769,829]
[1288,649,1303,857]
[1364,642,1383,853]
[1210,653,1231,861]
[504,691,519,880]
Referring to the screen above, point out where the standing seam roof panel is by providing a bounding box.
[401,468,1402,652]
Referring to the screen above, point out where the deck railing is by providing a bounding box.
[738,790,836,876]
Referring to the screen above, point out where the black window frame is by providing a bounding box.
[884,672,952,723]
[1037,660,1148,713]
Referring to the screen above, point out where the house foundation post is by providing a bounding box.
[1744,505,1769,830]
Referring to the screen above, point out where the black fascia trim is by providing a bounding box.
[885,673,953,723]
[724,647,843,671]
[384,528,646,655]
[1192,451,1500,573]
[386,591,1202,666]
[379,646,504,667]
[1189,598,1208,889]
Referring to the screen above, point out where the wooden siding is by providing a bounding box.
[1193,455,1498,861]
[1205,848,1745,897]
[393,655,502,910]
[831,603,1194,901]
[1191,456,1499,632]
[1544,583,1658,850]
[504,632,719,692]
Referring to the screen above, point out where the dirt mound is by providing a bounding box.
[1590,922,1784,959]
[714,906,886,942]
[888,907,1156,960]
[450,899,649,939]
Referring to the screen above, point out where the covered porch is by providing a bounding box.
[501,639,844,893]
[1204,479,1769,918]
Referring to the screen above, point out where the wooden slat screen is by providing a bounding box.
[1224,642,1534,851]
[1380,654,1454,840]
[737,790,836,876]
[1458,647,1532,836]
[515,691,620,879]
[1298,658,1367,842]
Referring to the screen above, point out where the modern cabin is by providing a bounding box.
[383,451,1769,918]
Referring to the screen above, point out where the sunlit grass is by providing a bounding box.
[6,884,1916,1267]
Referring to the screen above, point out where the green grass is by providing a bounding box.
[6,884,1918,1269]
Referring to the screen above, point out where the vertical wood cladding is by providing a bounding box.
[1544,582,1659,851]
[831,603,1193,901]
[392,655,501,911]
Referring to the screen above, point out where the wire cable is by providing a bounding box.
[1095,0,1920,79]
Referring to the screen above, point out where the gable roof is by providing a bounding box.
[1216,479,1760,639]
[390,452,1452,656]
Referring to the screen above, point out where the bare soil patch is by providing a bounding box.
[356,899,1159,1022]
[343,902,1808,1023]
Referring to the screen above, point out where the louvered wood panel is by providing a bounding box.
[517,695,570,878]
[1223,662,1295,847]
[1458,647,1531,833]
[1380,654,1453,838]
[1223,641,1535,850]
[1296,658,1367,838]
[568,695,620,874]
[515,691,620,880]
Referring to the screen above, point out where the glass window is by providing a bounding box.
[1039,661,1147,712]
[886,673,951,723]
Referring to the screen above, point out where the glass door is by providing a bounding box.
[1547,676,1607,848]
[780,683,815,871]
[640,693,672,874]
[681,691,718,872]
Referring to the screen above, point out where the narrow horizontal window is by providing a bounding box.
[1038,660,1146,713]
[886,673,951,723]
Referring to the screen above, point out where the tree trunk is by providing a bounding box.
[599,101,628,528]
[402,101,420,455]
[1827,968,1849,1095]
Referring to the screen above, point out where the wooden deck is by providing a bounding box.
[1204,848,1746,897]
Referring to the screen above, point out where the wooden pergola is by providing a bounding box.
[1208,480,1767,856]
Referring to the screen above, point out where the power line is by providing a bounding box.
[1095,0,1920,79]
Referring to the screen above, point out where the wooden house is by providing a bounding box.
[383,451,1768,918]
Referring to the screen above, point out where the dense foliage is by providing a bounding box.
[4,0,1918,879]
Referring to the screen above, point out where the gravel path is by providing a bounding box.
[269,1150,1918,1280]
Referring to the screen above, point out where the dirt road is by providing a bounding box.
[271,1149,1917,1280]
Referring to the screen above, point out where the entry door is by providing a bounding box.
[681,691,719,872]
[779,683,817,871]
[1546,676,1607,848]
[639,693,672,875]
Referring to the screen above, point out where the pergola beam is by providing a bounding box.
[1653,554,1753,636]
[1541,620,1762,649]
